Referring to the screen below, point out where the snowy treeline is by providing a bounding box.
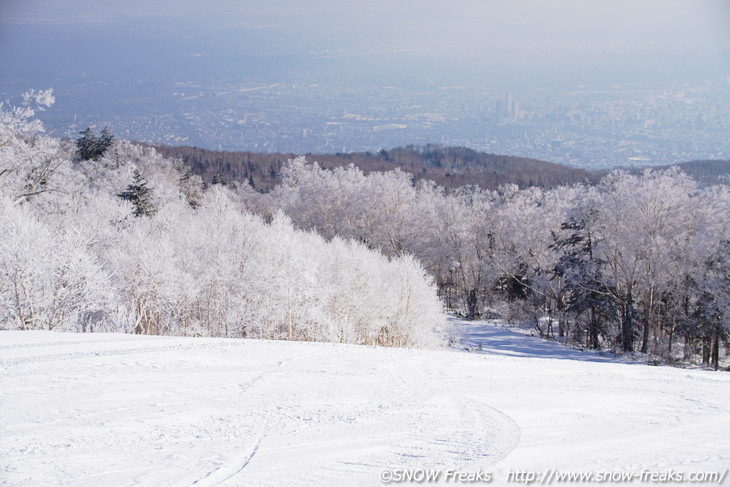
[0,92,445,347]
[2,91,728,364]
[245,158,729,367]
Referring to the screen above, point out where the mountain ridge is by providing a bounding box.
[152,143,730,192]
[153,144,598,192]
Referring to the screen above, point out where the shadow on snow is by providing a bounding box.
[452,317,625,364]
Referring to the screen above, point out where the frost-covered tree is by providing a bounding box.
[0,89,72,205]
[590,169,700,353]
[699,240,730,370]
[174,159,203,209]
[0,199,112,330]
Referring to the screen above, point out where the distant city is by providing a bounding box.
[2,2,728,171]
[22,75,727,170]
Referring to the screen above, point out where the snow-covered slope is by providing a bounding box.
[2,321,729,486]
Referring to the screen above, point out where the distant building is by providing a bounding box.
[496,93,518,124]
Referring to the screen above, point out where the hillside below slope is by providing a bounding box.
[154,144,597,192]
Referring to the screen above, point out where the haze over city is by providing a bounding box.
[1,0,729,167]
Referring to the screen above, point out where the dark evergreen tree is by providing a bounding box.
[118,169,157,217]
[498,263,531,302]
[551,212,614,349]
[76,127,98,161]
[211,172,227,186]
[76,126,114,160]
[97,127,114,156]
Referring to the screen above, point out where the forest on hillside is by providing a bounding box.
[2,91,729,368]
[640,159,730,186]
[240,158,730,369]
[154,144,598,192]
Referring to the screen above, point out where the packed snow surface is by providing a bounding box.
[2,320,729,486]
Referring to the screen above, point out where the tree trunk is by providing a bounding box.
[588,306,600,349]
[467,289,479,321]
[702,333,711,365]
[683,333,692,362]
[621,289,635,353]
[712,323,720,371]
[640,287,654,354]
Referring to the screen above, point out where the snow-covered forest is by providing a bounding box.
[0,91,444,348]
[1,91,729,367]
[247,157,730,367]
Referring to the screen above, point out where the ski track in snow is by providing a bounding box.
[1,322,729,486]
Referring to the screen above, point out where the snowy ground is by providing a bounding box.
[2,320,729,486]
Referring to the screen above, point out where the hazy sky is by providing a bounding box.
[3,0,728,57]
[2,4,726,91]
[2,0,728,92]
